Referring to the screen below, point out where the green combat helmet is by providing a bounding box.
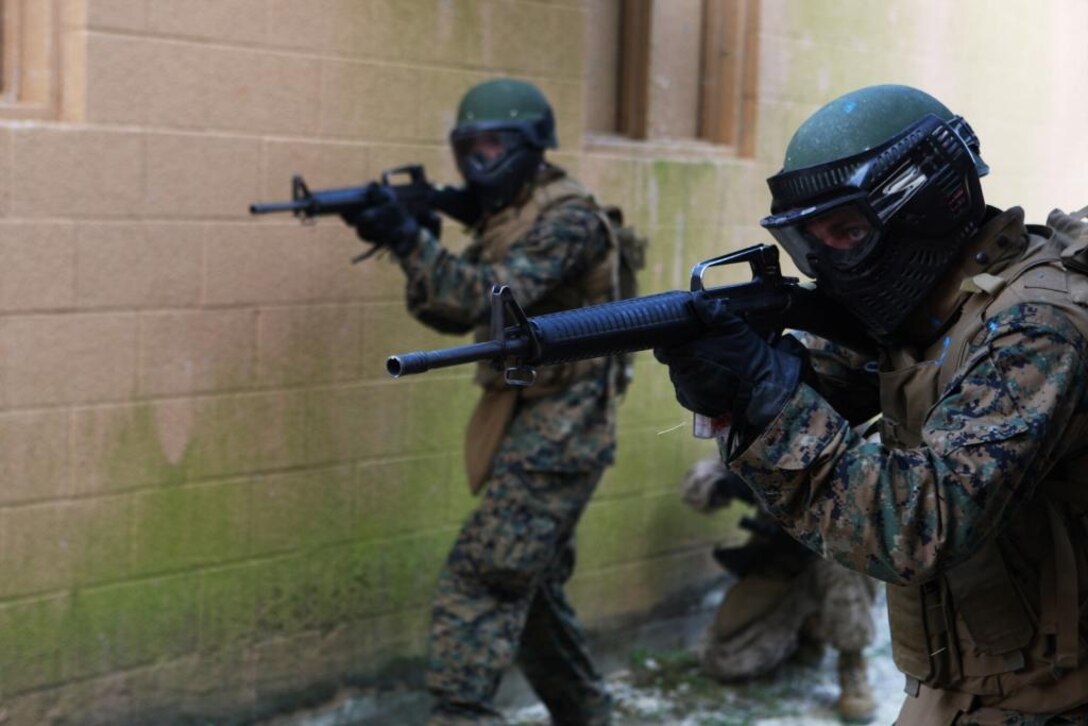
[450,78,557,213]
[760,84,989,342]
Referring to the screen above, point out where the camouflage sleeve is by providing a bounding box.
[731,303,1088,585]
[395,201,609,333]
[790,331,880,425]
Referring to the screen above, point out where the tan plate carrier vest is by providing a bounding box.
[463,170,618,493]
[882,211,1088,720]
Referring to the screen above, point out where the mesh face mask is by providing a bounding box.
[449,126,544,213]
[761,114,987,341]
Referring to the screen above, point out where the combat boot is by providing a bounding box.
[836,650,875,723]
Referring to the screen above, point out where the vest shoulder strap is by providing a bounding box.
[938,235,1088,394]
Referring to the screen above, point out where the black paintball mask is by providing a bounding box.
[450,125,545,214]
[761,114,988,343]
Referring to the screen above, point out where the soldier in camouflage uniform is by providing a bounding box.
[683,436,878,717]
[345,78,617,725]
[682,335,879,723]
[653,85,1088,724]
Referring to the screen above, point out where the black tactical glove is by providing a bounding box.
[653,292,804,431]
[432,184,482,228]
[417,208,442,239]
[342,184,421,258]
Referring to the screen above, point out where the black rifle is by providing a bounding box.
[386,244,872,384]
[250,164,479,263]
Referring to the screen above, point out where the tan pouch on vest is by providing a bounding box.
[464,388,519,494]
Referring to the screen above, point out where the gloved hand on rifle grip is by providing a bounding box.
[652,291,807,431]
[341,184,421,258]
[417,209,442,239]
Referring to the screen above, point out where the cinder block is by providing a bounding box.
[203,47,321,136]
[320,61,422,141]
[12,128,144,218]
[145,0,267,44]
[367,0,439,64]
[640,490,734,555]
[0,505,72,597]
[0,221,76,312]
[43,665,159,726]
[203,223,318,306]
[353,607,430,664]
[143,133,260,219]
[249,552,351,634]
[569,550,720,624]
[71,391,309,496]
[0,410,71,505]
[368,533,450,611]
[0,313,138,407]
[76,222,203,309]
[265,0,359,53]
[129,481,250,575]
[145,650,257,717]
[595,423,710,502]
[544,6,586,79]
[63,496,135,587]
[648,160,716,232]
[355,454,453,541]
[188,391,310,480]
[428,0,488,69]
[85,34,211,128]
[86,0,147,30]
[70,402,175,496]
[256,304,365,386]
[0,497,127,601]
[578,155,642,217]
[0,595,68,695]
[304,377,471,466]
[251,631,333,701]
[197,565,258,652]
[59,574,202,679]
[619,354,690,428]
[304,384,400,465]
[0,500,132,600]
[248,466,355,556]
[260,138,369,200]
[84,33,152,126]
[312,228,405,302]
[138,308,258,396]
[490,1,555,75]
[400,377,476,454]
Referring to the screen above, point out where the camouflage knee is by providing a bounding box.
[447,500,560,599]
[812,558,877,653]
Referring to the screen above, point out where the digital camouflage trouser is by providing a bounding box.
[426,467,612,725]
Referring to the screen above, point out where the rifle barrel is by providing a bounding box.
[249,201,305,215]
[387,338,532,377]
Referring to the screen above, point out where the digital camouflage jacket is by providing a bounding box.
[729,208,1088,722]
[396,165,617,476]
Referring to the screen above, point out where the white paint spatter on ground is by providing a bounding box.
[509,588,905,725]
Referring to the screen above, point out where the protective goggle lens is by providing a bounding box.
[451,129,523,175]
[764,199,881,276]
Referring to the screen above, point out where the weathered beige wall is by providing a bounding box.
[0,0,1085,722]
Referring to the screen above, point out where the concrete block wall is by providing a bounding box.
[0,0,1085,722]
